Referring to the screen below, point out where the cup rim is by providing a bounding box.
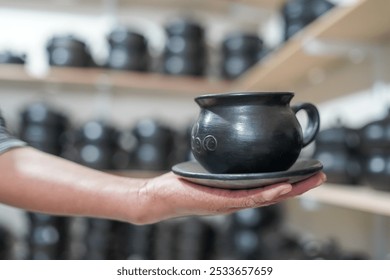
[195,91,294,101]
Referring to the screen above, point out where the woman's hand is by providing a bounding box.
[130,171,326,224]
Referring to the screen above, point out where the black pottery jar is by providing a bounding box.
[106,28,149,71]
[72,120,119,170]
[19,102,69,156]
[191,92,320,174]
[281,0,335,41]
[131,118,176,171]
[162,18,206,77]
[359,110,390,191]
[312,123,362,185]
[220,33,265,80]
[27,212,71,260]
[47,35,94,67]
[0,51,26,64]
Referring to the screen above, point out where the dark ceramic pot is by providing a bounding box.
[165,19,204,39]
[47,35,93,67]
[75,120,118,145]
[21,102,68,128]
[221,54,258,80]
[165,35,205,56]
[312,124,361,184]
[284,19,311,40]
[359,110,390,153]
[281,0,313,22]
[358,111,390,191]
[191,92,320,174]
[107,28,147,50]
[313,147,361,185]
[221,33,263,55]
[163,54,205,76]
[0,51,26,64]
[107,47,148,71]
[362,150,390,192]
[282,0,335,41]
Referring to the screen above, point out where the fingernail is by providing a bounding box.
[321,172,327,182]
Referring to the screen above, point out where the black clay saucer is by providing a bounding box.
[172,159,323,189]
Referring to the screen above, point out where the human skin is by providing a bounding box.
[0,147,326,225]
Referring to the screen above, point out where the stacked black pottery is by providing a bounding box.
[220,33,265,80]
[19,102,68,156]
[46,35,94,67]
[174,218,217,260]
[0,225,12,259]
[281,0,335,41]
[26,213,71,260]
[312,122,361,185]
[227,206,282,259]
[359,110,390,192]
[19,103,71,259]
[131,118,175,171]
[0,51,26,64]
[106,27,149,71]
[72,120,119,170]
[162,19,206,76]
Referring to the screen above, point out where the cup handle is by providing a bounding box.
[292,103,320,147]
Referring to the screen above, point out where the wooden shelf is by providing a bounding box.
[0,0,281,15]
[235,0,390,102]
[0,64,231,95]
[302,183,390,217]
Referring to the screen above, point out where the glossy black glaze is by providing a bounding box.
[107,28,147,50]
[107,47,148,71]
[162,54,205,76]
[165,18,204,39]
[191,92,320,174]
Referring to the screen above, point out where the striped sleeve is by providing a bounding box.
[0,113,27,155]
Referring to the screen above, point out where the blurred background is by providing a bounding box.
[0,0,390,260]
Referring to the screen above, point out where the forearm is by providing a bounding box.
[0,147,145,223]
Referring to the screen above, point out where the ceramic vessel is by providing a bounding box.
[191,92,320,174]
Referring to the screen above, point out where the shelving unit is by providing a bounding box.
[0,65,231,95]
[234,0,390,102]
[0,0,279,16]
[1,1,389,103]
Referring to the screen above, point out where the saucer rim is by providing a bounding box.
[171,159,323,181]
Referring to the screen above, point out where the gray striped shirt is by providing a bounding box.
[0,112,26,155]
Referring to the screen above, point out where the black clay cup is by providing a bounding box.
[191,92,320,174]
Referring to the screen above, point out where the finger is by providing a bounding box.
[280,172,326,199]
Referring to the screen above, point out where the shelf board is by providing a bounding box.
[0,0,281,15]
[302,183,390,217]
[0,64,231,95]
[235,0,390,102]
